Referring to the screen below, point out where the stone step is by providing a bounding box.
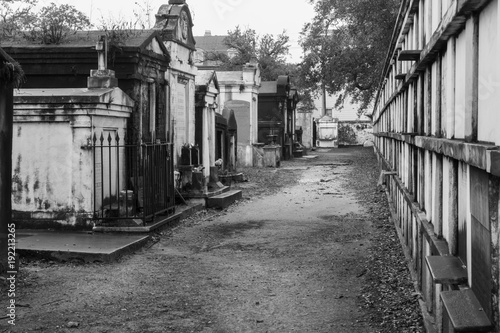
[206,190,243,209]
[441,289,493,332]
[425,255,468,285]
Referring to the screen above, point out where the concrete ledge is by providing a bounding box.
[92,203,204,233]
[206,190,243,209]
[374,132,499,173]
[184,186,230,199]
[425,256,468,285]
[17,231,150,263]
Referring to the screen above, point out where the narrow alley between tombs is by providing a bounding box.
[4,147,423,333]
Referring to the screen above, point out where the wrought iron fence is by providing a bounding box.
[92,131,175,225]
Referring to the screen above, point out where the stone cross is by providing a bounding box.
[88,35,117,88]
[96,35,108,71]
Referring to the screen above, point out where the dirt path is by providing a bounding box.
[2,148,423,333]
[149,159,372,333]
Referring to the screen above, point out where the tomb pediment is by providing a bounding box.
[196,70,219,91]
[154,1,196,51]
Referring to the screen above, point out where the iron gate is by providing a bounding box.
[92,131,175,225]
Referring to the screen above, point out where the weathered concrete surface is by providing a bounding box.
[12,88,133,229]
[16,231,149,263]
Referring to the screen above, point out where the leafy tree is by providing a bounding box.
[23,3,91,44]
[0,0,37,39]
[0,0,91,44]
[203,26,316,113]
[300,0,401,114]
[205,26,291,81]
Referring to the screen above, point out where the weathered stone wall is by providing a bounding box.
[12,88,132,229]
[163,36,197,166]
[169,71,196,163]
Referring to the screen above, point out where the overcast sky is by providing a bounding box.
[37,0,316,62]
